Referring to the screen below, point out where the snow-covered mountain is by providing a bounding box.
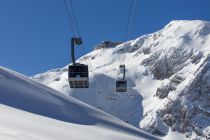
[0,66,159,140]
[33,20,210,139]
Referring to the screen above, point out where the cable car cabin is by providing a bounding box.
[68,64,89,88]
[116,80,127,92]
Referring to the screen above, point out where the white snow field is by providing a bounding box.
[0,67,159,140]
[33,20,210,139]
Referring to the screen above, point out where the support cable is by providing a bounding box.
[64,0,77,36]
[121,0,137,65]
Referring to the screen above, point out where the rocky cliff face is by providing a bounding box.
[33,20,210,139]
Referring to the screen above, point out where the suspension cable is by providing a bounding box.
[120,0,137,65]
[126,0,137,40]
[68,0,80,37]
[64,0,77,36]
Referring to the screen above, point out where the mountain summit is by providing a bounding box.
[33,20,210,139]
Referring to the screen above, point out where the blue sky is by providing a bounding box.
[0,0,210,76]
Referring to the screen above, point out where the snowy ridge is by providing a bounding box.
[33,20,210,139]
[0,67,158,140]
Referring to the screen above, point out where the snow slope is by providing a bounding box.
[0,67,158,140]
[33,20,210,139]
